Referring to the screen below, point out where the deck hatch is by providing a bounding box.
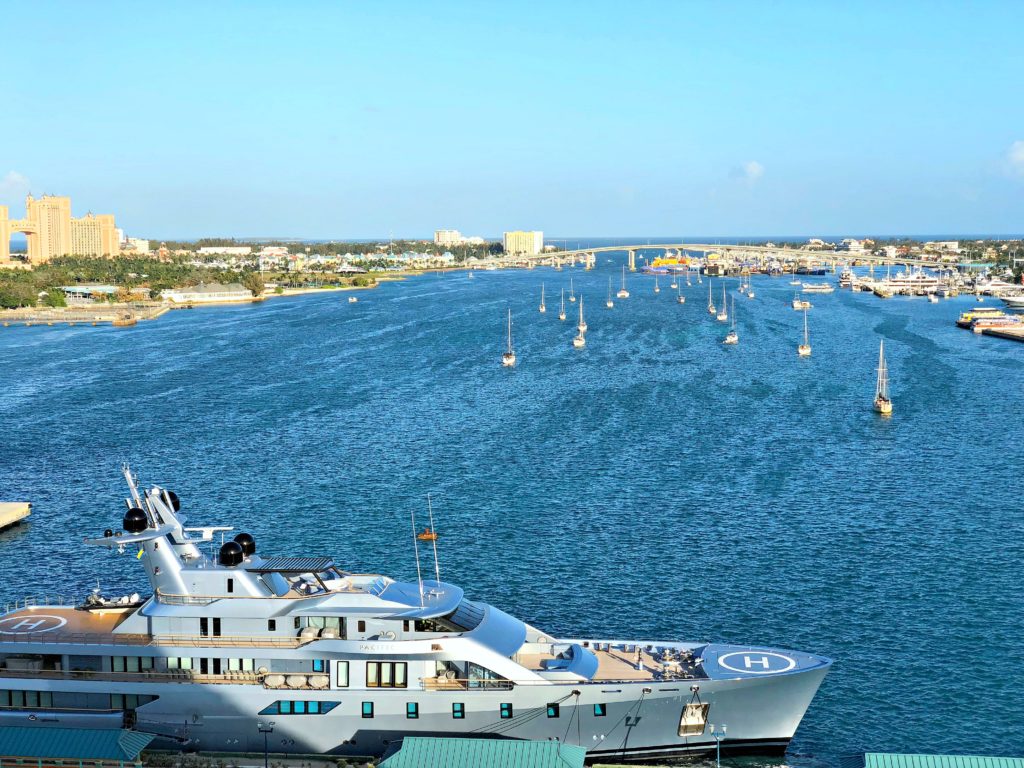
[246,557,335,573]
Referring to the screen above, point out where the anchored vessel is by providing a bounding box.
[874,340,892,415]
[0,470,831,764]
[502,308,516,367]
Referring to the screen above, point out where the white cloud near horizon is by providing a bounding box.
[0,171,30,203]
[730,160,764,186]
[1007,141,1024,177]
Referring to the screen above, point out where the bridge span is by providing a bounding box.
[533,243,956,272]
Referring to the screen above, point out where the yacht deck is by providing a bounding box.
[517,646,663,682]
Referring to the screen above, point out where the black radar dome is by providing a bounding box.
[165,490,181,512]
[219,540,244,567]
[123,508,148,534]
[234,532,256,557]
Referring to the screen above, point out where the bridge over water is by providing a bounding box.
[532,243,961,271]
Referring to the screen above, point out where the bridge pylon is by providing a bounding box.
[628,249,636,272]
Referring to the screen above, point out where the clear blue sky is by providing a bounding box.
[2,1,1023,239]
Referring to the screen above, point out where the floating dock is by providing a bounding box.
[0,502,31,530]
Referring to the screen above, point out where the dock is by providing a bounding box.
[982,326,1024,342]
[0,502,31,530]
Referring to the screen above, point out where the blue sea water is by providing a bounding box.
[0,261,1022,765]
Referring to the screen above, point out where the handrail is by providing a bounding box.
[0,668,262,685]
[0,631,308,648]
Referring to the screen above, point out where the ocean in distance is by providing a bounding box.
[0,253,1022,765]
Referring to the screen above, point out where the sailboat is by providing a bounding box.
[573,296,586,348]
[676,277,685,304]
[569,277,576,303]
[558,289,567,321]
[724,297,738,344]
[686,267,692,287]
[789,263,801,286]
[606,278,614,308]
[797,308,811,357]
[539,283,546,314]
[873,340,892,415]
[502,308,516,367]
[654,275,660,294]
[616,266,630,299]
[670,272,678,289]
[716,285,729,322]
[707,280,716,314]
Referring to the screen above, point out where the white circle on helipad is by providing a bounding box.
[0,615,68,634]
[718,651,796,675]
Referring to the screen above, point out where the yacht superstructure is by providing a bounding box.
[0,469,831,763]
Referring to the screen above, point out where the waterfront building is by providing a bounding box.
[160,282,255,303]
[0,194,120,263]
[434,229,463,247]
[503,230,543,256]
[126,238,150,254]
[197,246,253,256]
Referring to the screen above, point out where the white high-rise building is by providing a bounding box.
[502,230,543,256]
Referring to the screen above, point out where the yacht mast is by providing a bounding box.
[410,510,424,607]
[427,493,440,585]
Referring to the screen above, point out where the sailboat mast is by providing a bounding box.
[803,309,809,344]
[506,308,513,354]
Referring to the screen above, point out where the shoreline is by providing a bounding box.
[0,270,441,328]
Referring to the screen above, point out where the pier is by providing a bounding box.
[0,503,30,531]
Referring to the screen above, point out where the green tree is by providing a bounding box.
[42,289,67,308]
[242,272,265,297]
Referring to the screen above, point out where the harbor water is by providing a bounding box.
[0,261,1022,765]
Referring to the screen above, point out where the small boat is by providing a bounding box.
[502,308,516,367]
[873,340,892,416]
[707,280,716,315]
[724,297,738,345]
[801,283,835,294]
[928,293,938,303]
[670,274,678,289]
[686,268,692,287]
[616,266,630,299]
[797,309,812,357]
[654,275,660,294]
[416,528,439,542]
[577,295,588,333]
[348,296,358,303]
[569,277,576,303]
[558,289,567,321]
[676,278,685,304]
[606,278,614,309]
[792,294,812,311]
[539,283,546,314]
[716,285,728,322]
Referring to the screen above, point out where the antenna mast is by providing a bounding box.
[410,510,424,607]
[427,493,440,585]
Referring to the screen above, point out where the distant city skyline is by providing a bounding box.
[2,1,1023,239]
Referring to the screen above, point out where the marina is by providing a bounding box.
[1,263,1023,766]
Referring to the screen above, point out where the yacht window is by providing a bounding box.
[403,621,410,632]
[594,703,607,717]
[547,703,560,718]
[294,701,306,714]
[362,701,374,719]
[199,618,209,637]
[336,661,349,688]
[227,578,234,594]
[406,702,419,719]
[452,702,465,719]
[357,620,366,633]
[500,703,513,719]
[167,657,193,670]
[280,701,293,714]
[268,620,276,632]
[678,702,710,736]
[366,662,407,688]
[213,618,222,636]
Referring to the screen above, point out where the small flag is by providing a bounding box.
[137,548,144,559]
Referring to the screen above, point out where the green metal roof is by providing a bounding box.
[379,737,586,768]
[0,727,154,761]
[857,754,1024,768]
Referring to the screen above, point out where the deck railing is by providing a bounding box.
[0,631,308,648]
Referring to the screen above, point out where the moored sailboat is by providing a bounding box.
[559,289,567,321]
[707,280,716,314]
[616,266,630,299]
[724,296,738,344]
[502,308,517,367]
[569,277,577,303]
[539,283,546,314]
[873,340,892,415]
[797,309,811,357]
[716,284,729,322]
[606,278,614,308]
[573,296,586,347]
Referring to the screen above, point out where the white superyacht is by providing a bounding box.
[0,469,831,763]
